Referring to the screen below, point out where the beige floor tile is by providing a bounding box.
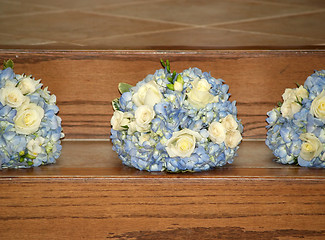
[0,34,56,46]
[0,11,184,42]
[75,27,321,49]
[251,0,325,8]
[217,12,325,41]
[88,0,317,26]
[0,1,54,16]
[11,0,139,9]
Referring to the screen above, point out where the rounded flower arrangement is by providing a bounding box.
[110,60,243,172]
[0,60,64,169]
[266,70,325,167]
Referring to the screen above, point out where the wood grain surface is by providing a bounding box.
[0,141,324,239]
[1,50,325,139]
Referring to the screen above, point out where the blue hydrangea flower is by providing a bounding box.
[0,64,64,169]
[266,70,325,168]
[111,61,243,172]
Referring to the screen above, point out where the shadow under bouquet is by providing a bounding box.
[111,60,243,172]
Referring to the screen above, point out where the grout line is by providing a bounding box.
[243,0,325,8]
[208,26,325,42]
[0,9,70,19]
[86,0,170,11]
[80,9,199,28]
[204,8,325,28]
[73,26,200,44]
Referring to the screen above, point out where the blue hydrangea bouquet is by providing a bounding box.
[110,60,243,172]
[266,70,325,168]
[0,60,64,169]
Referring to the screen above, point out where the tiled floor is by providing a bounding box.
[0,0,325,49]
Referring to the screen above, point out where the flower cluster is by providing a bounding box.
[0,60,64,169]
[266,70,325,167]
[110,60,243,172]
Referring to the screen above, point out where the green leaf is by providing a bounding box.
[167,83,174,91]
[160,59,166,68]
[3,59,14,69]
[118,83,133,94]
[176,74,184,84]
[167,77,173,83]
[295,82,300,87]
[112,98,120,111]
[166,60,170,73]
[277,101,282,107]
[26,154,36,159]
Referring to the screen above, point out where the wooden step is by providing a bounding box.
[0,50,324,239]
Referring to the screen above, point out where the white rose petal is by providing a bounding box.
[134,105,155,132]
[221,115,238,131]
[208,122,226,144]
[14,103,44,135]
[281,100,301,118]
[299,133,323,161]
[139,133,150,145]
[310,90,325,120]
[187,79,216,109]
[111,110,132,131]
[225,130,242,148]
[27,137,45,157]
[295,85,308,100]
[174,81,183,91]
[282,88,296,102]
[18,76,38,95]
[0,83,25,108]
[165,129,202,158]
[132,80,162,107]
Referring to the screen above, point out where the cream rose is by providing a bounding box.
[282,88,296,102]
[0,83,25,108]
[221,115,238,131]
[225,130,242,148]
[299,133,323,161]
[111,110,132,131]
[295,85,308,100]
[132,80,162,107]
[187,79,217,108]
[134,105,155,132]
[14,103,44,135]
[310,90,325,120]
[281,100,301,118]
[165,129,202,158]
[27,137,45,157]
[18,76,38,94]
[208,121,226,144]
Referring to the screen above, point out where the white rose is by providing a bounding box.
[132,80,162,107]
[295,85,308,100]
[225,130,242,148]
[281,100,301,118]
[221,115,238,131]
[0,82,25,108]
[187,79,217,108]
[111,110,132,131]
[134,105,155,132]
[14,103,44,135]
[27,137,45,157]
[282,88,296,102]
[208,121,226,144]
[165,128,202,158]
[299,133,323,161]
[310,90,325,120]
[18,76,38,94]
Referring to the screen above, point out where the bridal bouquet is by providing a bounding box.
[0,60,64,169]
[110,60,242,172]
[266,70,325,167]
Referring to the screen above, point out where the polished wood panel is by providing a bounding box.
[1,50,325,139]
[0,141,324,239]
